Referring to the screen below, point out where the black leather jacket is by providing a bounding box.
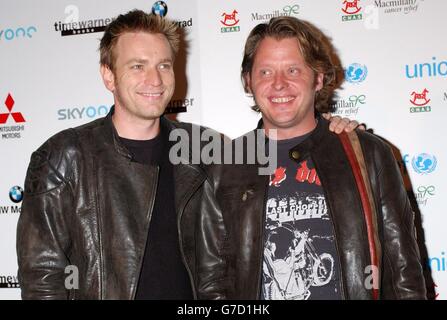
[211,117,426,299]
[16,109,228,299]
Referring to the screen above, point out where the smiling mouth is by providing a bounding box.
[270,96,295,103]
[137,91,163,97]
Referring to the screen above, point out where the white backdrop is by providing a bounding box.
[1,0,445,299]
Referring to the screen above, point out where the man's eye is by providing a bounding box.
[159,63,172,70]
[260,70,271,76]
[289,68,299,75]
[131,64,143,70]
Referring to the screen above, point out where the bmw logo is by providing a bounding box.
[152,1,168,17]
[9,186,24,203]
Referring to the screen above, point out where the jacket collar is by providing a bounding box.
[255,113,330,163]
[104,105,179,160]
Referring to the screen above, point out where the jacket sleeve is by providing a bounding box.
[195,177,229,300]
[373,140,426,299]
[16,135,75,300]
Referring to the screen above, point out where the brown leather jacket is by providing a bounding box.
[211,117,426,299]
[16,109,228,300]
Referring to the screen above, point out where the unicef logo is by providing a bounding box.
[9,186,24,203]
[345,63,368,84]
[152,1,168,17]
[411,153,437,175]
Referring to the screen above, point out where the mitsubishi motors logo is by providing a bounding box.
[0,93,25,124]
[0,93,26,139]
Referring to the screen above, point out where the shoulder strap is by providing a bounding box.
[338,130,382,300]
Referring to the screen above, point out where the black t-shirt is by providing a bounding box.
[262,133,342,300]
[120,131,193,299]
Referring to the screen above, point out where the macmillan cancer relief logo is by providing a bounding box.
[345,63,368,84]
[414,185,435,207]
[409,88,431,113]
[0,93,26,140]
[333,94,366,116]
[220,10,241,33]
[54,5,113,37]
[411,153,437,175]
[374,0,422,15]
[251,4,300,21]
[342,0,363,21]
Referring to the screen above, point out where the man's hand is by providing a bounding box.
[322,113,366,134]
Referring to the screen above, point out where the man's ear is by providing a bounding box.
[100,64,115,92]
[315,72,324,91]
[243,73,252,94]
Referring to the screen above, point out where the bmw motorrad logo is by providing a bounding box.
[9,186,24,203]
[152,1,168,17]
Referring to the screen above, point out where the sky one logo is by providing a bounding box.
[405,57,447,79]
[0,275,20,288]
[0,26,37,41]
[57,105,111,120]
[345,63,368,84]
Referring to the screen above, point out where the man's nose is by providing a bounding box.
[144,68,162,86]
[272,72,287,90]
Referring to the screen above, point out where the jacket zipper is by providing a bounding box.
[131,166,159,299]
[312,155,347,300]
[256,176,270,299]
[177,170,204,300]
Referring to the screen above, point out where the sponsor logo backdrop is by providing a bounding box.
[0,0,445,299]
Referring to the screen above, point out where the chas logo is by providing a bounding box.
[221,10,240,33]
[342,0,363,21]
[409,88,431,113]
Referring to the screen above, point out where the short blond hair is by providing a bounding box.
[99,9,180,72]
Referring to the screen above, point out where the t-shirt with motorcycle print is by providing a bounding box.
[262,134,342,300]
